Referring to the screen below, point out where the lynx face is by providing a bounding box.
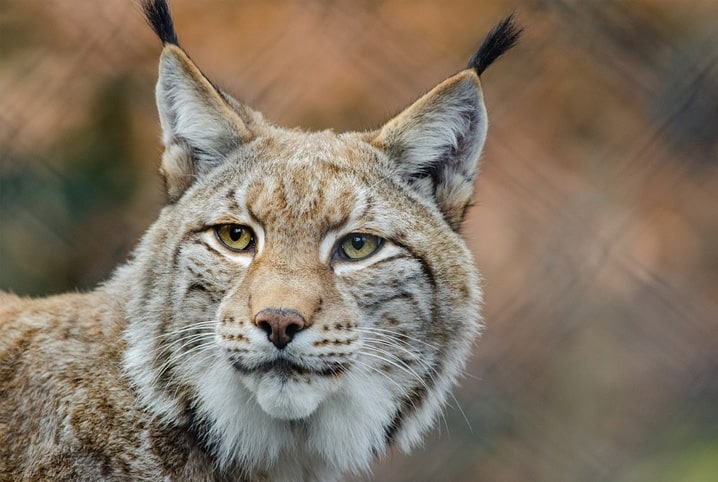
[0,1,518,479]
[124,119,484,472]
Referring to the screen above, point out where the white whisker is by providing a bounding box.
[358,334,470,432]
[353,326,437,351]
[152,321,216,340]
[148,333,216,388]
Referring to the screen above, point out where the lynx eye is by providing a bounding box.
[337,233,383,261]
[215,224,255,252]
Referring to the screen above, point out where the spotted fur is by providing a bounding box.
[0,1,519,480]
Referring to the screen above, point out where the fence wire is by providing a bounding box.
[1,1,717,481]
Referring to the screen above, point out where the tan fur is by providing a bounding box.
[0,5,516,480]
[0,291,211,480]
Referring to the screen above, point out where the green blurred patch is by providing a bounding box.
[0,77,141,295]
[622,404,718,482]
[667,442,718,482]
[59,78,139,211]
[631,441,718,482]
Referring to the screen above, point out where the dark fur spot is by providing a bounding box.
[193,238,223,257]
[357,291,412,310]
[384,384,429,447]
[187,283,208,294]
[223,333,246,342]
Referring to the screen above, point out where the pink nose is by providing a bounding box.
[254,308,306,349]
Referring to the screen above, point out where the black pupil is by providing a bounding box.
[351,235,366,251]
[229,226,244,242]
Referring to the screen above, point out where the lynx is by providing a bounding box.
[0,1,520,480]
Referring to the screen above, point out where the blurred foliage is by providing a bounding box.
[1,1,717,481]
[1,78,143,294]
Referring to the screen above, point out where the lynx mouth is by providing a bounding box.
[231,356,347,378]
[231,355,349,420]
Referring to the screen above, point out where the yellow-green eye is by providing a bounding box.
[338,233,383,261]
[215,224,255,252]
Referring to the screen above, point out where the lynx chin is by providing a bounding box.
[0,1,520,480]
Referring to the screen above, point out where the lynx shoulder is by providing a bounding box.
[0,1,520,480]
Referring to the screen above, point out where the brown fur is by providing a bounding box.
[0,3,519,480]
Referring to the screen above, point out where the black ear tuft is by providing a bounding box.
[142,0,179,46]
[467,14,522,76]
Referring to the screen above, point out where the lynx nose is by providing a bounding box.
[254,308,306,349]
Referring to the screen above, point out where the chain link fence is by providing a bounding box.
[1,1,717,480]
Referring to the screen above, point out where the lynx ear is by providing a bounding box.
[142,0,254,201]
[373,15,521,230]
[373,71,487,230]
[155,45,253,201]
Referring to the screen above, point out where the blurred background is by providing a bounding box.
[1,0,717,480]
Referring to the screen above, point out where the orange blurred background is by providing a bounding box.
[1,1,717,480]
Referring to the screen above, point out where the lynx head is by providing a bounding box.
[121,0,520,477]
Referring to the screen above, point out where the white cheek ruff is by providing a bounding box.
[192,359,292,468]
[186,352,391,476]
[250,373,342,421]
